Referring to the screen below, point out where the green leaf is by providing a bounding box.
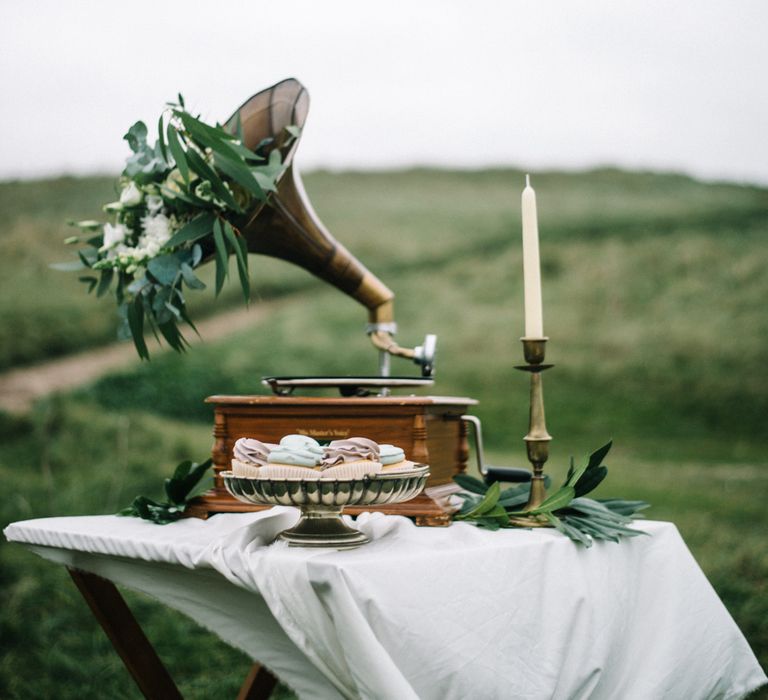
[473,517,502,531]
[165,212,215,248]
[78,249,97,267]
[573,465,608,498]
[485,503,512,524]
[509,485,575,516]
[567,497,621,518]
[252,170,278,193]
[123,457,211,521]
[545,512,594,547]
[166,123,189,183]
[157,318,187,353]
[567,515,645,539]
[96,268,113,297]
[164,302,182,320]
[180,262,206,290]
[453,473,488,495]
[587,441,613,470]
[457,493,483,515]
[157,114,168,163]
[456,481,501,520]
[497,482,530,501]
[212,219,228,296]
[78,275,98,293]
[233,111,244,142]
[223,221,249,301]
[597,499,650,517]
[50,260,86,271]
[178,110,236,143]
[147,254,181,286]
[498,492,530,510]
[124,121,148,153]
[177,303,201,338]
[179,458,212,500]
[213,152,267,199]
[127,296,149,360]
[165,460,193,503]
[179,112,244,160]
[184,148,240,211]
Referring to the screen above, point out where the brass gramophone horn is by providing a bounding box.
[226,78,436,376]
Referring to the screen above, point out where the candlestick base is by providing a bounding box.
[508,513,551,528]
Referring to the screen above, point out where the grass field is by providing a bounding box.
[0,168,766,698]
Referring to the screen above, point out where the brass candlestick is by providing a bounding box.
[509,337,553,527]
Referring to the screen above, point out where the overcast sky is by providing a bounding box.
[1,1,766,183]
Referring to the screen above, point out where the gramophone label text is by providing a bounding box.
[295,427,351,438]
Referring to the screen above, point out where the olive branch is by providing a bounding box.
[453,441,650,546]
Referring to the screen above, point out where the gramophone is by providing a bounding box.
[186,79,482,524]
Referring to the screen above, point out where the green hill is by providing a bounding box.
[1,169,766,698]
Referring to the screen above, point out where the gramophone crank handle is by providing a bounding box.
[367,325,437,377]
[461,415,532,485]
[414,334,437,377]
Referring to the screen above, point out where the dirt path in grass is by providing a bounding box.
[0,301,284,414]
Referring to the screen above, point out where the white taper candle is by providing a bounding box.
[521,174,544,338]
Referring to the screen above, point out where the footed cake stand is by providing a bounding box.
[222,465,430,549]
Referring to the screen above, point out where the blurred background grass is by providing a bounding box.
[1,168,766,698]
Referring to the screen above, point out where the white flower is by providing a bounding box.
[119,181,143,207]
[146,195,164,215]
[100,222,128,251]
[141,213,172,246]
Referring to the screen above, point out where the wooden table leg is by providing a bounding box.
[237,663,279,700]
[68,567,184,700]
[68,567,279,700]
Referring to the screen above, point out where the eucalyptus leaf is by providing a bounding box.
[213,152,267,199]
[50,260,86,271]
[166,123,189,183]
[223,221,250,301]
[158,318,186,353]
[78,276,98,293]
[180,262,206,290]
[212,219,228,296]
[127,297,148,360]
[165,212,215,248]
[157,114,168,163]
[147,255,181,286]
[123,121,148,153]
[184,148,240,212]
[96,268,113,297]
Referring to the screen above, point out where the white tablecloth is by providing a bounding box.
[4,510,766,700]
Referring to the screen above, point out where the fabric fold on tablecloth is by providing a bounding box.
[194,513,767,700]
[5,512,767,700]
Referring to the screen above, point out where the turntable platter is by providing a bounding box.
[262,376,434,396]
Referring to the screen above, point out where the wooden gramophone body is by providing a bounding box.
[185,395,477,524]
[185,79,476,525]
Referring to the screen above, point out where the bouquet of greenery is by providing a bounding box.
[453,441,650,546]
[58,96,298,359]
[120,457,212,524]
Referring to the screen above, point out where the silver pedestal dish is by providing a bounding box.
[222,465,430,549]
